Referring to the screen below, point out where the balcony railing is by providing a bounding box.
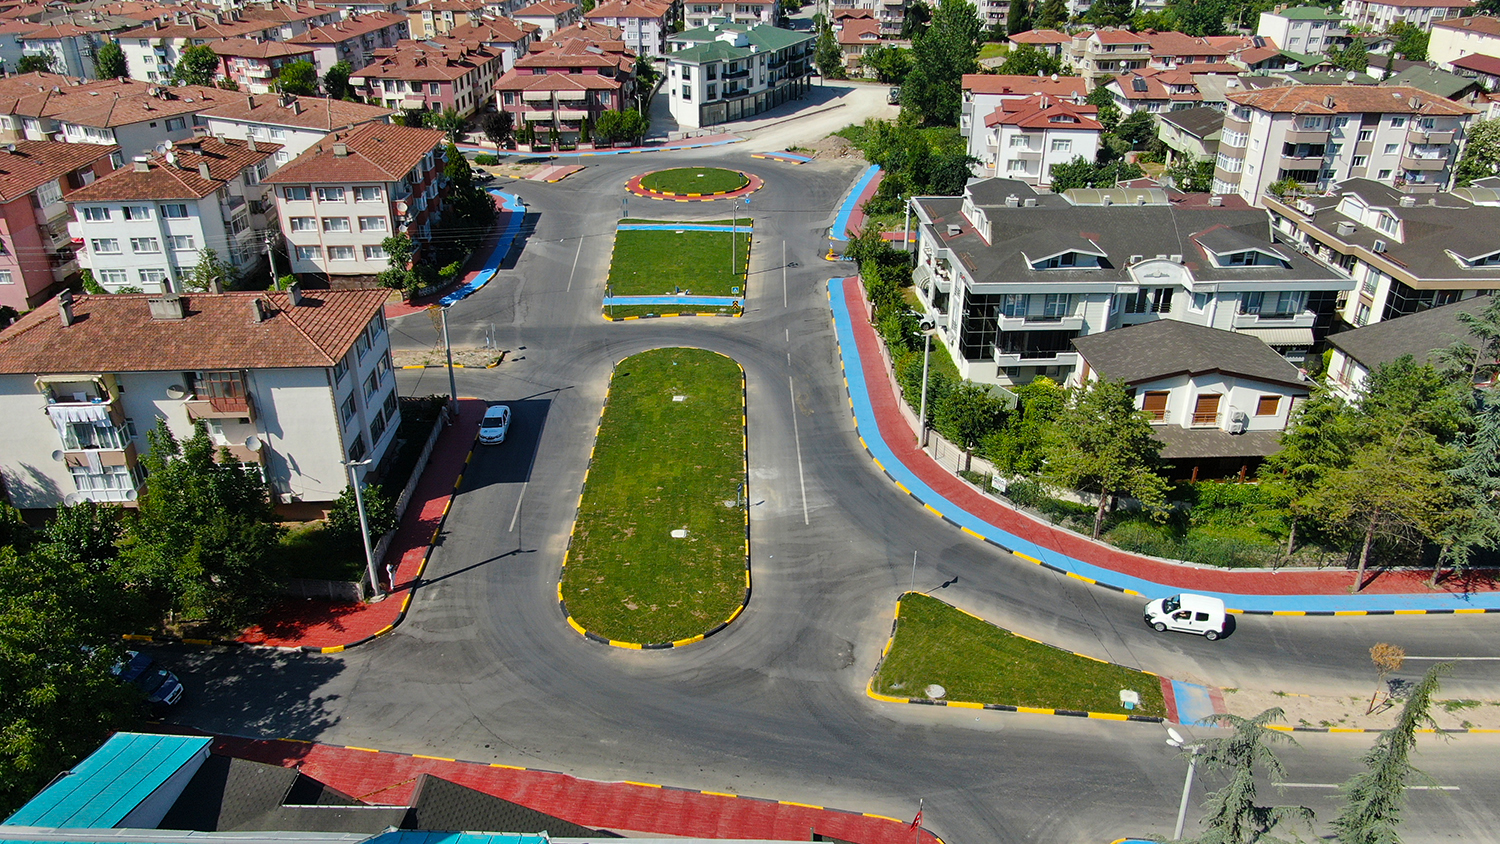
[1232,309,1316,329]
[1191,411,1220,427]
[992,344,1079,365]
[998,313,1085,331]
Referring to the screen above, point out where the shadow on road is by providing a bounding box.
[155,645,346,740]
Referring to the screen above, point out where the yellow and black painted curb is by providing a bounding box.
[603,311,744,321]
[557,351,752,649]
[122,410,484,655]
[400,362,502,370]
[822,283,1500,619]
[863,594,1167,725]
[601,221,751,322]
[750,152,809,165]
[636,169,751,197]
[234,732,942,842]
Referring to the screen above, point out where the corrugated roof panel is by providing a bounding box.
[5,734,210,829]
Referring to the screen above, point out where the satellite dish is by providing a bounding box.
[50,449,63,462]
[62,492,82,506]
[166,384,187,399]
[244,435,262,452]
[124,489,138,501]
[1167,728,1185,745]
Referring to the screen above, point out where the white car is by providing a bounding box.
[1144,593,1227,641]
[479,404,511,444]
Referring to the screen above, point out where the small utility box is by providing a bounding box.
[1119,690,1140,711]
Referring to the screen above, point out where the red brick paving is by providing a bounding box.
[215,736,940,844]
[386,195,523,319]
[840,278,1500,597]
[842,170,883,239]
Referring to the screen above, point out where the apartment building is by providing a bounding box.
[1157,106,1223,165]
[0,74,232,160]
[513,0,582,38]
[286,11,410,77]
[0,287,398,511]
[1214,85,1474,205]
[680,0,775,29]
[69,136,281,291]
[1066,29,1151,86]
[406,0,486,38]
[1430,14,1500,68]
[445,18,539,71]
[585,0,675,56]
[836,17,882,75]
[493,35,630,142]
[1340,0,1471,31]
[1106,70,1204,114]
[1143,30,1231,69]
[215,38,317,94]
[1256,6,1347,56]
[1007,28,1069,58]
[116,8,331,84]
[199,93,394,162]
[908,178,1353,387]
[1264,178,1500,331]
[972,94,1102,186]
[265,122,448,277]
[1326,294,1492,400]
[664,23,814,128]
[351,36,504,117]
[17,22,114,79]
[0,141,117,313]
[960,73,1087,160]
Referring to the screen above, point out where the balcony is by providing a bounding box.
[992,346,1080,366]
[1190,411,1220,428]
[1407,129,1454,145]
[1284,128,1330,144]
[1232,309,1316,329]
[724,67,750,79]
[998,313,1085,331]
[185,393,255,421]
[1400,154,1448,171]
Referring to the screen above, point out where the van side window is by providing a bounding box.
[1195,612,1210,621]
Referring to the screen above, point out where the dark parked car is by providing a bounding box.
[111,650,184,711]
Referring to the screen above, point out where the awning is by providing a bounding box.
[46,403,109,424]
[1237,327,1315,346]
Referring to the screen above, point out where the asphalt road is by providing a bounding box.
[168,147,1500,844]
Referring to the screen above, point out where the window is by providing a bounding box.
[376,350,392,380]
[1191,291,1210,311]
[122,205,150,220]
[429,82,440,94]
[322,217,351,232]
[1383,143,1398,155]
[355,186,381,201]
[82,206,109,221]
[347,433,366,462]
[355,327,371,358]
[358,216,386,232]
[317,186,345,202]
[1043,293,1069,318]
[270,128,286,139]
[364,369,380,399]
[284,186,311,201]
[1354,301,1371,326]
[363,244,387,259]
[333,356,349,384]
[682,66,691,80]
[98,269,127,286]
[1352,155,1367,167]
[706,84,717,99]
[681,84,691,100]
[275,151,289,163]
[1142,391,1168,422]
[158,203,188,218]
[340,393,356,424]
[1050,138,1071,153]
[1010,135,1029,148]
[35,180,61,206]
[328,245,355,260]
[0,269,9,284]
[168,235,194,250]
[1256,395,1280,417]
[290,216,316,231]
[138,268,168,287]
[295,245,321,261]
[1378,169,1392,180]
[383,391,399,423]
[1192,393,1221,426]
[165,117,186,131]
[1390,116,1405,128]
[370,407,387,443]
[130,237,159,253]
[1300,116,1322,130]
[91,238,120,254]
[1358,129,1373,141]
[1150,287,1173,313]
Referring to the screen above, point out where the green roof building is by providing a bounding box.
[664,23,815,128]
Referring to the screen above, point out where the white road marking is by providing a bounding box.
[508,482,527,532]
[788,376,809,525]
[565,237,583,292]
[1282,784,1459,791]
[782,240,788,308]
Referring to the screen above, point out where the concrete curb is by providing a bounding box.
[864,594,1168,725]
[626,169,765,202]
[750,152,811,165]
[601,220,751,321]
[557,351,752,649]
[603,311,744,321]
[400,362,501,369]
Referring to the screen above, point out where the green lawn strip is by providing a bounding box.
[280,523,365,582]
[604,304,742,320]
[639,167,749,194]
[872,593,1167,717]
[562,348,748,644]
[607,224,751,296]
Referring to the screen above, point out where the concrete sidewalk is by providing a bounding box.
[828,275,1500,614]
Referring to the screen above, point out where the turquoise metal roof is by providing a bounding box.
[4,734,211,829]
[365,833,549,844]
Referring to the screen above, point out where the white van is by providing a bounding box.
[1144,594,1227,641]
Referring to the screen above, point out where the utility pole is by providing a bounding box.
[265,232,280,284]
[439,304,458,420]
[344,459,382,601]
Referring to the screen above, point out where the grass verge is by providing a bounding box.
[872,593,1167,717]
[639,167,749,194]
[607,222,751,296]
[561,348,748,645]
[279,523,365,582]
[604,304,742,320]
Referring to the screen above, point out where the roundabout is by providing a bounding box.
[627,166,763,201]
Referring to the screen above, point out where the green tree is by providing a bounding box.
[863,44,913,83]
[171,44,220,86]
[181,247,236,292]
[901,0,932,37]
[1041,378,1168,539]
[481,110,514,145]
[442,142,496,247]
[986,376,1065,474]
[901,0,981,127]
[1007,0,1032,34]
[275,60,317,95]
[423,107,466,143]
[815,27,845,78]
[1086,84,1120,132]
[1327,40,1369,73]
[1438,392,1500,581]
[324,60,354,99]
[1260,388,1355,556]
[1331,663,1451,844]
[16,53,54,74]
[595,110,621,143]
[618,108,648,144]
[1033,0,1067,27]
[1166,0,1228,36]
[996,43,1064,76]
[935,381,1010,471]
[1086,0,1135,27]
[1190,707,1313,844]
[634,55,660,88]
[1454,117,1500,187]
[1389,21,1429,61]
[1166,155,1214,192]
[1114,108,1156,149]
[327,482,399,550]
[1048,156,1143,190]
[93,40,127,79]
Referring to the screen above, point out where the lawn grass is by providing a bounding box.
[607,222,751,296]
[872,593,1167,717]
[978,42,1009,61]
[561,348,748,645]
[280,523,366,582]
[604,304,742,320]
[639,167,749,195]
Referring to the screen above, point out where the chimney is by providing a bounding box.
[246,136,257,151]
[287,282,303,305]
[198,162,212,179]
[292,99,302,114]
[132,155,150,171]
[57,290,74,326]
[207,275,223,293]
[251,297,268,323]
[147,293,186,320]
[333,142,349,156]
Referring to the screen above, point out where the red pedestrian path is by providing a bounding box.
[386,195,525,319]
[841,170,883,239]
[840,278,1500,598]
[624,170,764,202]
[214,736,940,844]
[238,400,484,650]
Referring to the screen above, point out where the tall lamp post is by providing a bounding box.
[437,304,458,420]
[344,458,383,601]
[1166,727,1206,840]
[916,318,938,447]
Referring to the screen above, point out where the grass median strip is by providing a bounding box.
[606,220,750,297]
[562,348,748,645]
[639,167,749,194]
[872,593,1166,717]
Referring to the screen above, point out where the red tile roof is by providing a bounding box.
[1434,13,1500,35]
[586,0,672,19]
[1452,52,1500,76]
[1144,30,1228,56]
[837,18,881,45]
[984,94,1102,130]
[0,74,231,127]
[351,38,501,81]
[213,37,316,59]
[443,18,538,43]
[515,0,578,15]
[0,289,391,373]
[68,136,278,201]
[288,11,408,45]
[493,67,621,91]
[1089,28,1150,45]
[0,140,116,203]
[1227,84,1476,115]
[198,93,393,131]
[264,122,445,185]
[962,73,1088,99]
[1006,28,1068,44]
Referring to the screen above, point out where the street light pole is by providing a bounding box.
[439,304,458,420]
[1166,728,1205,840]
[344,458,382,601]
[902,196,912,252]
[917,332,931,447]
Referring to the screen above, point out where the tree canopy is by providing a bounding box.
[324,60,354,99]
[171,45,220,86]
[275,60,318,96]
[1455,117,1500,187]
[94,40,127,79]
[900,0,981,126]
[996,43,1065,76]
[1041,377,1168,538]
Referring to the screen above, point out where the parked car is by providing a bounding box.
[479,404,512,444]
[1143,593,1227,641]
[111,650,184,711]
[888,86,901,105]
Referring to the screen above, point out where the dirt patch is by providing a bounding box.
[478,162,544,180]
[806,134,863,161]
[393,347,505,368]
[1222,686,1500,731]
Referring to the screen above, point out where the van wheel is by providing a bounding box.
[1153,622,1166,632]
[1205,630,1220,641]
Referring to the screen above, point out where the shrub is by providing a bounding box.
[439,261,463,282]
[327,482,399,549]
[474,154,499,166]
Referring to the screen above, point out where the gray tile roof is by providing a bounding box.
[1327,294,1494,369]
[1383,66,1482,99]
[1072,319,1308,386]
[1151,426,1285,460]
[1158,105,1224,139]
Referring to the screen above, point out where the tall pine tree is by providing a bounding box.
[1006,0,1031,35]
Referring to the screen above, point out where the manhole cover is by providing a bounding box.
[925,684,946,699]
[673,395,686,402]
[670,529,689,539]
